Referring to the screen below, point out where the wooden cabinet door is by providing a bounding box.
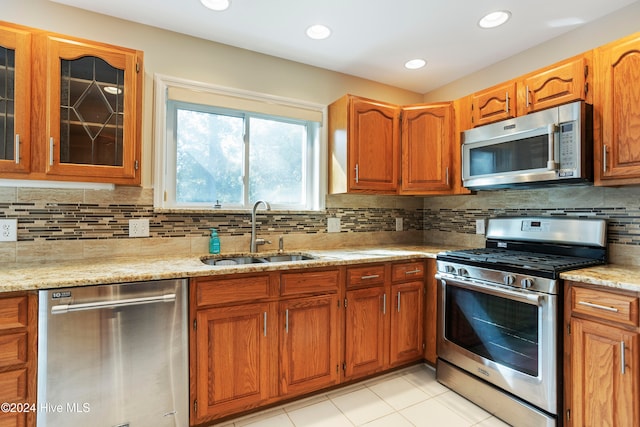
[279,294,340,396]
[595,33,640,185]
[348,96,400,193]
[344,286,387,379]
[389,281,424,366]
[0,23,31,175]
[39,33,143,184]
[570,317,639,427]
[471,81,517,126]
[400,103,454,194]
[520,54,590,114]
[193,302,275,422]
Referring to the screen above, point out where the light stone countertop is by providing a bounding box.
[2,244,639,293]
[0,245,454,293]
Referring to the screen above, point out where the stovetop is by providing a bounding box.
[437,247,605,278]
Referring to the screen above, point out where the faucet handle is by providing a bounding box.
[278,236,284,253]
[255,238,271,247]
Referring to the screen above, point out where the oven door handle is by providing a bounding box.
[437,275,544,306]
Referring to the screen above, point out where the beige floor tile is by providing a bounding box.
[434,390,492,425]
[360,412,414,427]
[329,387,394,426]
[400,398,471,427]
[367,376,429,410]
[286,400,353,427]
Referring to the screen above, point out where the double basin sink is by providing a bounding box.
[201,253,316,266]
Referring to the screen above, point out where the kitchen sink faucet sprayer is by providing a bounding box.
[251,200,271,252]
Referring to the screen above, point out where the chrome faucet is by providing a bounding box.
[250,200,271,252]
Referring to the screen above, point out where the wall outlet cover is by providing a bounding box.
[129,218,150,238]
[0,219,18,242]
[396,217,403,232]
[476,219,486,235]
[327,217,341,233]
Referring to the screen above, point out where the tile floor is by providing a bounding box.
[212,364,511,427]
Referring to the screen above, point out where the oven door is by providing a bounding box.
[437,276,558,415]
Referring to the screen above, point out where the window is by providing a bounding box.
[154,75,326,211]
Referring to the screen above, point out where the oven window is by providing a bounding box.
[469,134,548,177]
[445,284,539,377]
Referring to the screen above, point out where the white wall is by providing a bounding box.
[423,1,640,102]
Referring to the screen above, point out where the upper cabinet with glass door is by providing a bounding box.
[0,23,31,174]
[40,33,143,184]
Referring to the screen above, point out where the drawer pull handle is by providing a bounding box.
[621,341,626,375]
[361,274,380,280]
[578,301,619,313]
[404,269,421,275]
[382,293,386,315]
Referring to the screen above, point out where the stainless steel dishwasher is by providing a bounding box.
[37,279,188,427]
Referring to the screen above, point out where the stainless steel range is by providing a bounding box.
[436,217,607,427]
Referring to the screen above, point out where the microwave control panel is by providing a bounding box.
[558,121,577,176]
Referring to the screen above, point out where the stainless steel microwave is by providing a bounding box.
[462,101,592,190]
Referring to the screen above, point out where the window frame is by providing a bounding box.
[153,74,327,211]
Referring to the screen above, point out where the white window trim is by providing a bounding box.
[153,73,327,211]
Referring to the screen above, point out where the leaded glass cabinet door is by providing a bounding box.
[45,35,142,184]
[0,24,31,174]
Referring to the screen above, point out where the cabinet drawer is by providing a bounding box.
[280,269,339,296]
[0,369,27,402]
[391,261,425,282]
[0,334,27,368]
[347,265,385,288]
[571,286,639,327]
[196,274,272,307]
[0,297,28,331]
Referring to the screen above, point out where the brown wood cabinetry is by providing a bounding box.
[389,261,424,366]
[400,103,455,195]
[471,81,517,127]
[565,282,640,427]
[0,23,31,175]
[329,95,400,194]
[0,293,37,427]
[518,54,591,115]
[423,259,438,365]
[468,54,591,128]
[0,21,143,185]
[594,32,640,185]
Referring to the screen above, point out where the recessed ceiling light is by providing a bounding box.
[200,0,230,11]
[306,24,331,40]
[478,10,511,29]
[405,59,426,70]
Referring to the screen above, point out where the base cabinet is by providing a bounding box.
[565,281,640,426]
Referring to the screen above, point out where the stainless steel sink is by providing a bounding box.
[201,253,316,266]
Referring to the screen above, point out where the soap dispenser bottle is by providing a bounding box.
[209,228,221,254]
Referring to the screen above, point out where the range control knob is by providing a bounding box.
[504,274,516,285]
[458,268,470,277]
[521,278,535,289]
[445,265,456,274]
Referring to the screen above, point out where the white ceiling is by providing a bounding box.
[50,0,637,93]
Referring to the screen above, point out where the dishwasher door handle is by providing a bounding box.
[51,294,177,314]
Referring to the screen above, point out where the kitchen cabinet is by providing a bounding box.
[0,23,32,175]
[399,103,455,195]
[344,261,425,379]
[0,293,37,427]
[593,32,640,186]
[0,21,143,185]
[564,281,640,426]
[389,261,424,366]
[344,264,387,379]
[424,259,437,365]
[190,273,279,424]
[328,94,400,194]
[279,269,341,397]
[471,81,517,127]
[518,53,591,115]
[469,53,591,127]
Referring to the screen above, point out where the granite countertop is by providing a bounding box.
[0,245,454,293]
[2,244,640,293]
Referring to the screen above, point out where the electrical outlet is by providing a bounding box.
[476,219,486,235]
[0,219,18,242]
[129,218,150,238]
[327,217,341,233]
[396,217,403,232]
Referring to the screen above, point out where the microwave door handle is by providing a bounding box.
[547,124,558,170]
